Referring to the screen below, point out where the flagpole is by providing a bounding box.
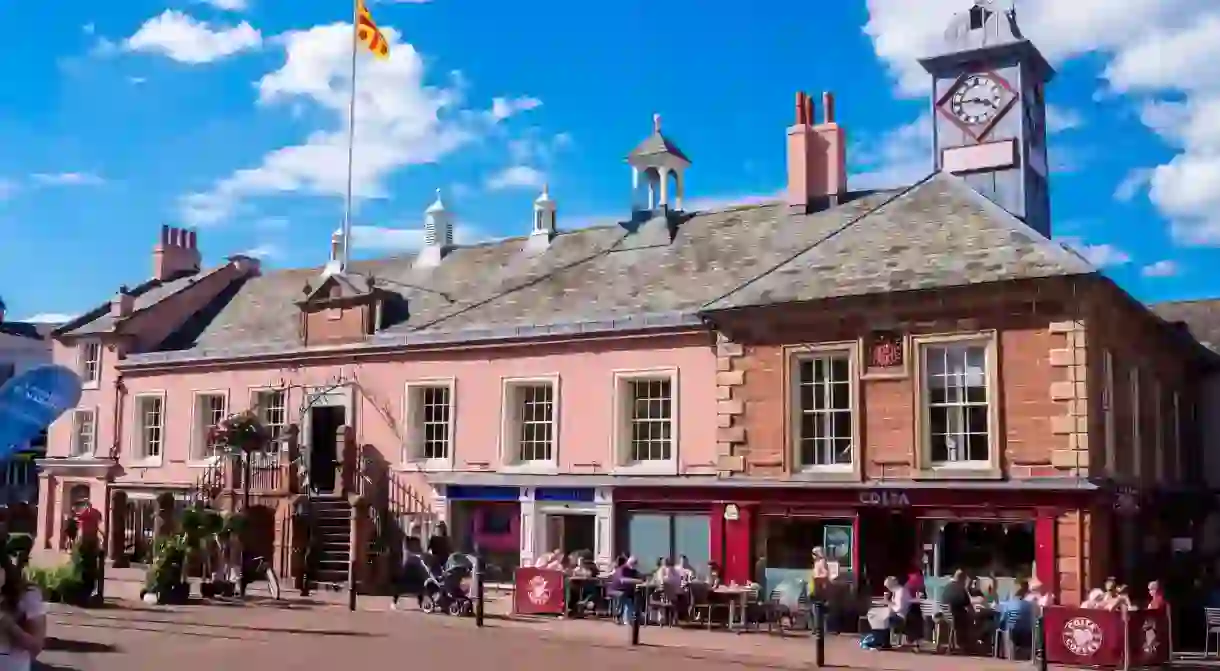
[340,0,360,272]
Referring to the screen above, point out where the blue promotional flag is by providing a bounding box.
[0,364,82,460]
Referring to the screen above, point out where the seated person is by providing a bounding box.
[940,570,974,650]
[863,576,910,650]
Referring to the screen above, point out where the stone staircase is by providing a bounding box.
[308,496,353,588]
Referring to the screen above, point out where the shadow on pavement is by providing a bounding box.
[59,613,381,638]
[34,662,80,671]
[45,637,120,654]
[58,621,247,641]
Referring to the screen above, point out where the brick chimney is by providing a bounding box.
[111,286,135,318]
[153,225,202,281]
[787,91,847,213]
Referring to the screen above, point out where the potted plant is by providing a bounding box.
[208,411,271,454]
[142,535,190,605]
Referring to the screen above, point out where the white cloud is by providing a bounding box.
[182,23,535,226]
[1114,168,1152,202]
[238,244,280,259]
[82,23,96,35]
[1142,259,1181,277]
[1061,237,1131,268]
[490,96,542,122]
[485,165,546,191]
[1046,105,1085,133]
[19,313,76,324]
[129,76,148,85]
[863,0,1220,246]
[30,172,105,186]
[0,179,16,201]
[202,0,248,10]
[337,224,487,252]
[125,10,261,64]
[851,113,932,190]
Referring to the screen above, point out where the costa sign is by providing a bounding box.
[858,491,910,507]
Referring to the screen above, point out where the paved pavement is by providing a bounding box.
[38,597,1046,671]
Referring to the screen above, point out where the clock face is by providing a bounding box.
[949,74,1005,126]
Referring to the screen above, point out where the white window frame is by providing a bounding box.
[79,340,101,389]
[402,379,456,471]
[189,390,229,465]
[70,408,97,458]
[131,392,166,465]
[786,343,859,478]
[1130,367,1142,479]
[611,368,679,475]
[250,387,290,452]
[499,375,561,472]
[912,333,1001,478]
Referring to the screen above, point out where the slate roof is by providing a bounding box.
[628,130,691,163]
[1150,299,1220,354]
[0,321,55,340]
[56,267,229,337]
[115,171,1097,363]
[704,172,1095,310]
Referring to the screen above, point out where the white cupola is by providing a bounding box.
[424,188,453,247]
[627,113,691,212]
[417,188,454,268]
[532,184,556,236]
[322,230,344,277]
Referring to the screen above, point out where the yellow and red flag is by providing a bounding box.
[356,0,390,60]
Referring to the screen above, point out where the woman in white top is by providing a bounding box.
[864,576,910,648]
[0,556,46,671]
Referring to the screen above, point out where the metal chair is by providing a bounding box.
[1204,607,1220,657]
[935,602,960,653]
[992,608,1022,659]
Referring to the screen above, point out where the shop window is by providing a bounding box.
[620,513,709,575]
[762,516,854,571]
[922,521,1034,579]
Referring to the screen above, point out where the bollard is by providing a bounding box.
[1034,614,1047,671]
[630,586,644,646]
[348,554,358,612]
[813,600,826,668]
[474,550,485,628]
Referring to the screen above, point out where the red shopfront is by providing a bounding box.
[615,485,1101,604]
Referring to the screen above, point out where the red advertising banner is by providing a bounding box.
[1044,606,1126,667]
[1126,610,1171,667]
[513,568,566,616]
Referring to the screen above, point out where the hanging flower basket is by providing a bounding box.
[208,411,271,454]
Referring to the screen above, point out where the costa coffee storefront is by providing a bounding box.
[615,483,1100,603]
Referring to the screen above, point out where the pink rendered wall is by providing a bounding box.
[107,332,718,486]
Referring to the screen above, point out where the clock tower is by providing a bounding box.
[919,0,1055,237]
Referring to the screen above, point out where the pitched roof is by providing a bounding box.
[129,172,1096,363]
[0,321,55,340]
[56,267,230,337]
[1150,299,1220,354]
[703,172,1095,311]
[628,130,691,163]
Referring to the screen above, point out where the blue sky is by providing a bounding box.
[2,0,1218,321]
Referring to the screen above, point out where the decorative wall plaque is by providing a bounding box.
[868,331,904,369]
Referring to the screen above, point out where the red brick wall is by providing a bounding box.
[714,285,1074,480]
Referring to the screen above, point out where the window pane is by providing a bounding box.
[626,514,671,574]
[673,515,710,573]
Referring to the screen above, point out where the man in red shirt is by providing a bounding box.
[75,501,102,546]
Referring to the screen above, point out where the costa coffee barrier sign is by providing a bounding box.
[0,364,82,460]
[512,568,566,615]
[1043,605,1170,668]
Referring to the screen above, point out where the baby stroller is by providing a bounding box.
[417,552,474,616]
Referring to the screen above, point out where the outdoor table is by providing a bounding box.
[714,585,752,631]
